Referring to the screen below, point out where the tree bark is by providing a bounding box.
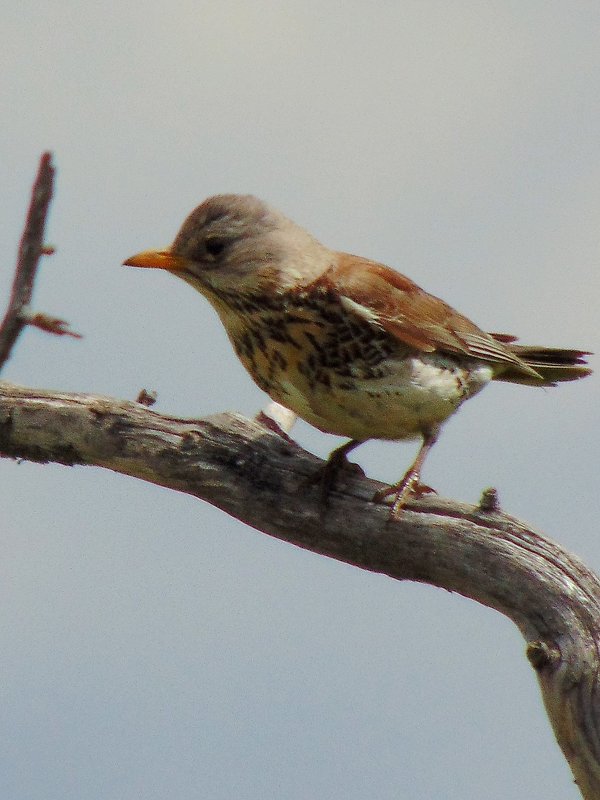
[1,379,599,798]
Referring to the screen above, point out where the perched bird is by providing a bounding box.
[124,195,591,516]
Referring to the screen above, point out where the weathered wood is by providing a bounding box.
[1,380,599,798]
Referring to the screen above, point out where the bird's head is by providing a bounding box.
[124,194,332,300]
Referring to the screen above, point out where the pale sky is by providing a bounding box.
[2,3,599,798]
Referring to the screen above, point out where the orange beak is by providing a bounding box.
[123,249,189,272]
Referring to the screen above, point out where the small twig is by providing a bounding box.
[136,388,157,407]
[0,152,56,370]
[25,310,81,339]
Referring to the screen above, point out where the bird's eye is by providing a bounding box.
[205,237,227,258]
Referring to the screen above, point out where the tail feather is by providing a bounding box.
[489,335,592,386]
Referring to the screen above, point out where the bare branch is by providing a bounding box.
[0,154,80,370]
[1,380,599,798]
[0,153,55,368]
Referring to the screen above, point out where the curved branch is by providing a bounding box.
[1,380,599,798]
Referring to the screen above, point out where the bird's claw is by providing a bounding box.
[373,472,437,518]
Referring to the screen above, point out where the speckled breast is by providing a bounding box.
[212,288,493,441]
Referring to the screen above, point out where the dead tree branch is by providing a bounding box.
[0,153,79,371]
[1,380,599,798]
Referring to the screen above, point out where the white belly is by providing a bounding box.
[274,355,494,441]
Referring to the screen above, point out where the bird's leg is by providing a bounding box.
[373,427,440,518]
[307,439,364,505]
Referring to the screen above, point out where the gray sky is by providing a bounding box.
[2,2,599,798]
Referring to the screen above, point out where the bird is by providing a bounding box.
[124,194,591,517]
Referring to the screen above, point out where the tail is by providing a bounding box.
[489,334,592,386]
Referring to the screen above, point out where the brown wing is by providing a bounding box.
[323,254,541,378]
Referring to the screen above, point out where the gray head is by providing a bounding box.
[124,193,333,304]
[172,194,279,263]
[161,194,334,295]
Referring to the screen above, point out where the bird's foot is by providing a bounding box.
[304,444,364,508]
[373,471,437,518]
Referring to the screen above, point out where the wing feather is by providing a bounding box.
[323,254,540,379]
